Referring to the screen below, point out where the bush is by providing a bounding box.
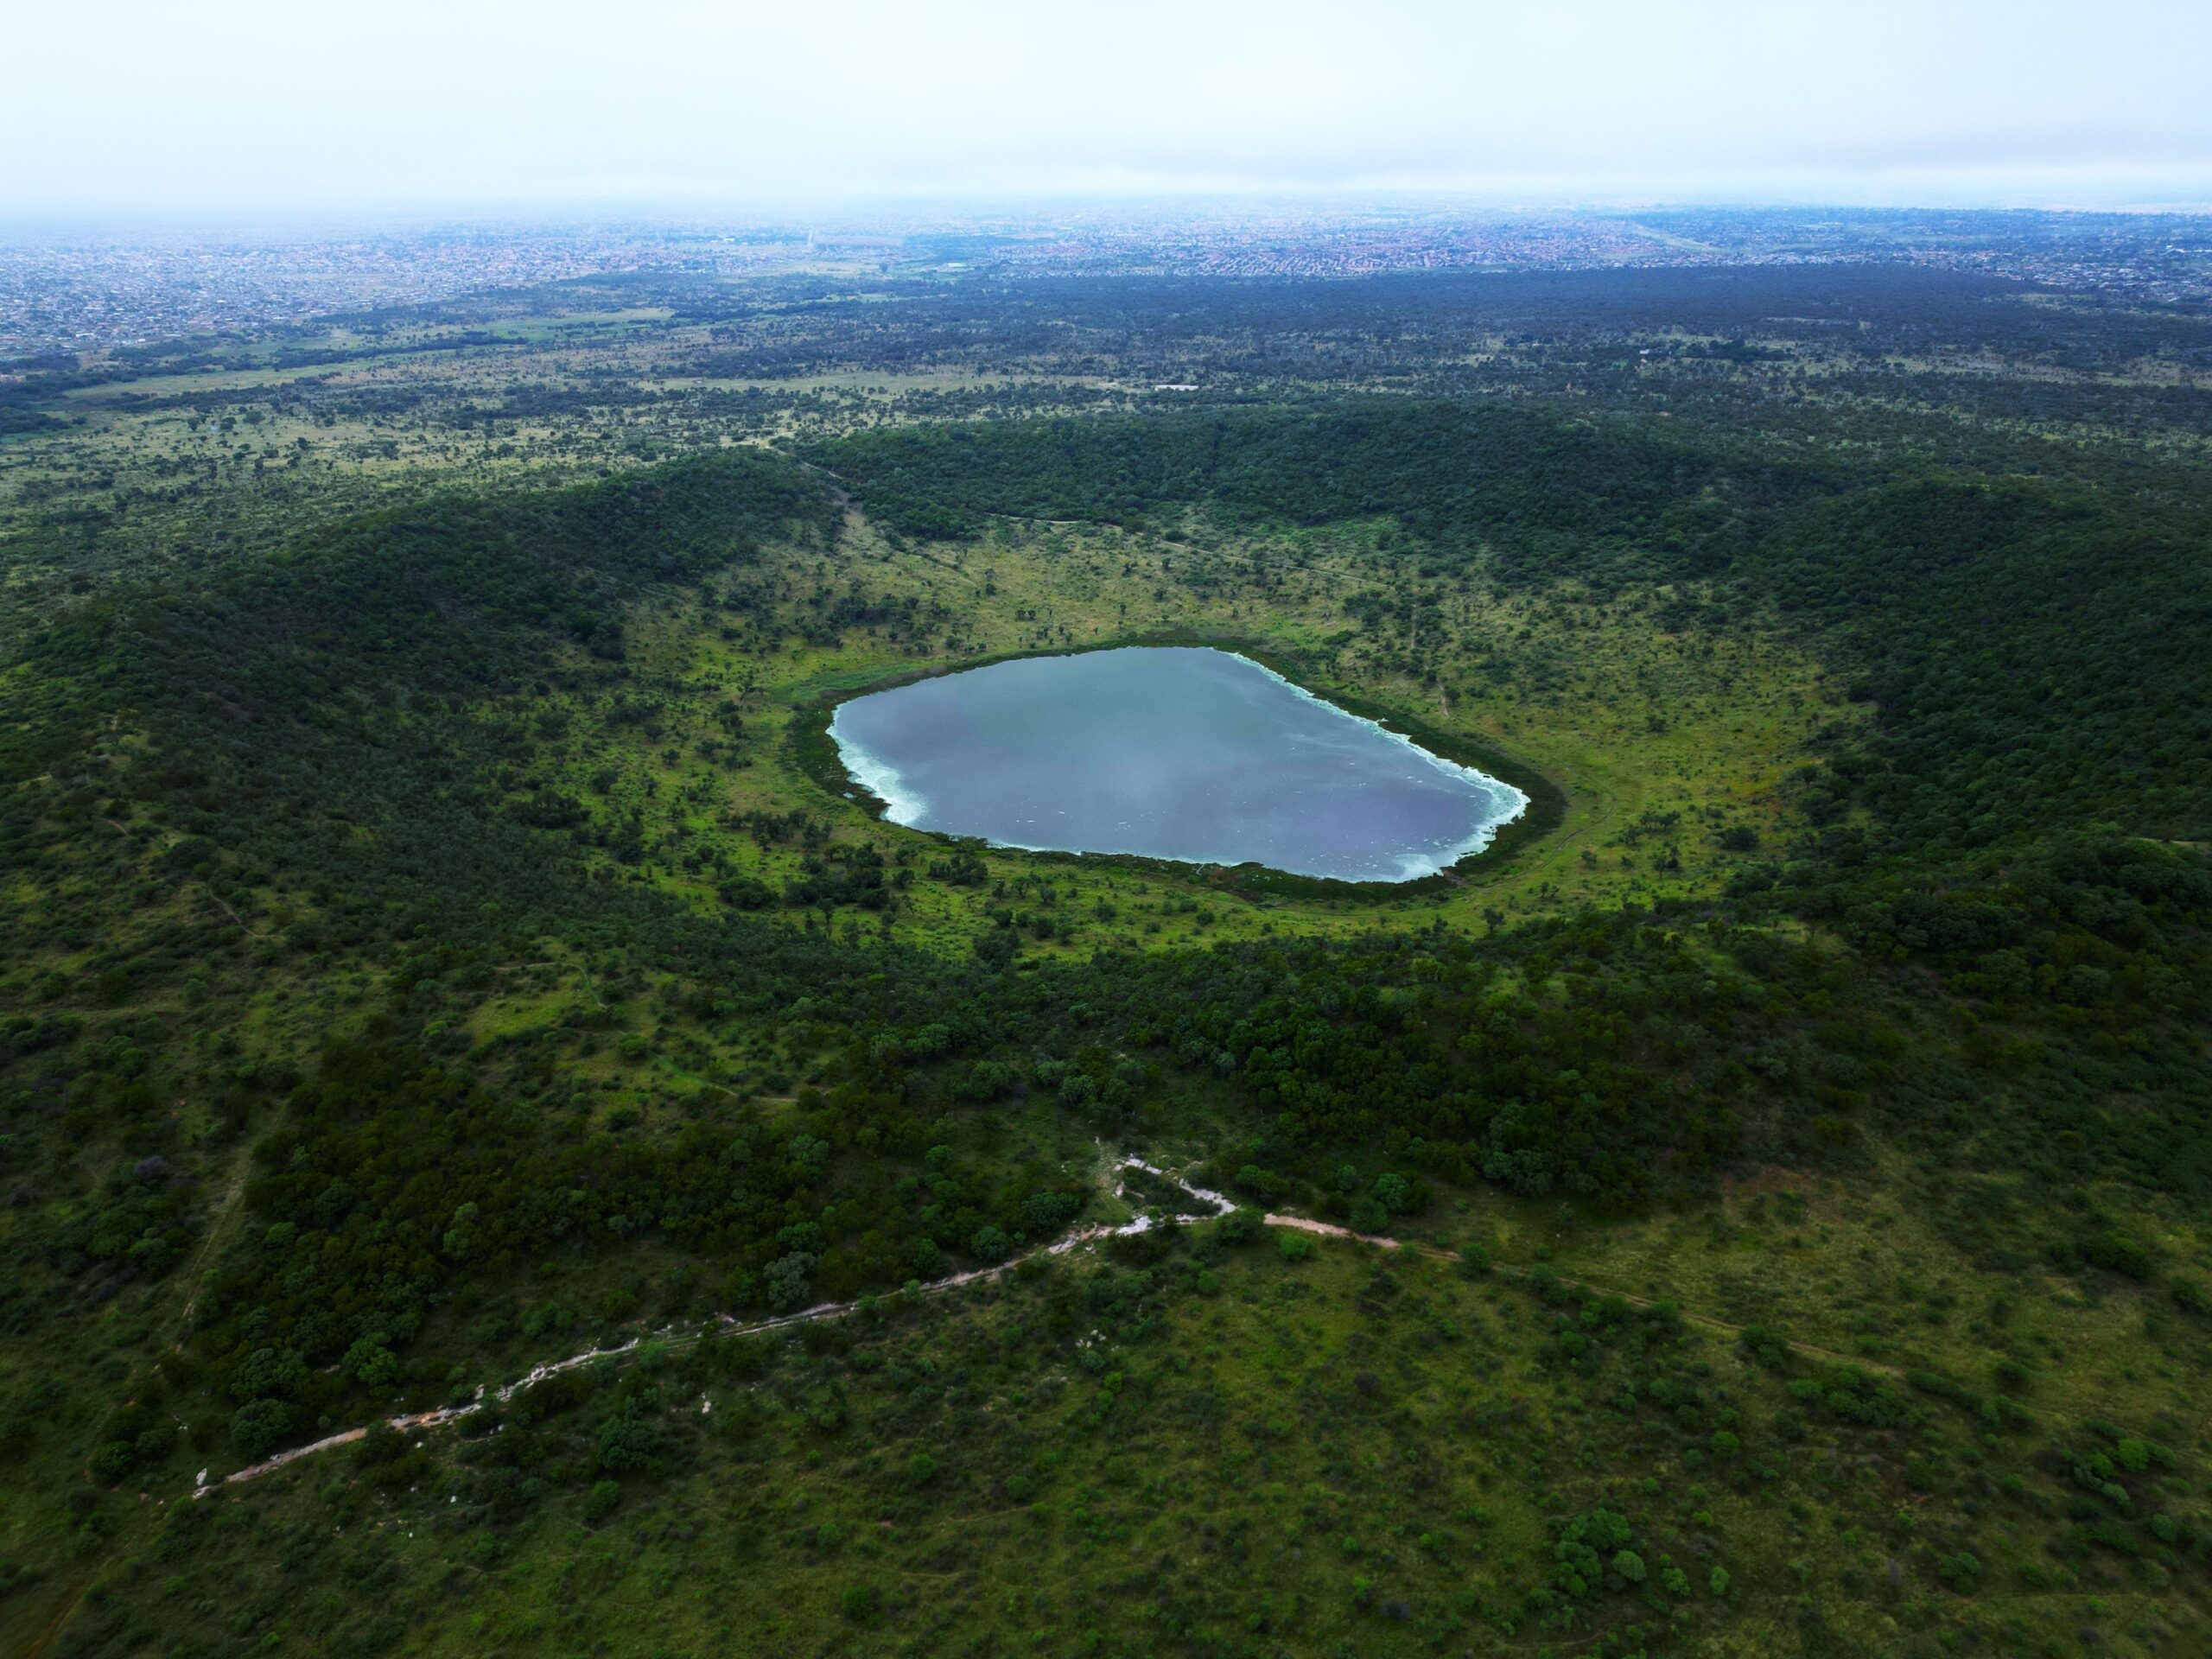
[839,1584,880,1623]
[1552,1507,1635,1599]
[1215,1207,1265,1246]
[594,1412,663,1476]
[342,1337,399,1389]
[2082,1230,2153,1281]
[90,1441,137,1484]
[1936,1551,1981,1592]
[1279,1230,1316,1263]
[583,1480,620,1522]
[227,1347,308,1403]
[765,1251,817,1312]
[1738,1325,1792,1371]
[353,1422,407,1467]
[1370,1173,1414,1214]
[230,1400,294,1461]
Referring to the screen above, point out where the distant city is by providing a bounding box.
[3,204,2208,360]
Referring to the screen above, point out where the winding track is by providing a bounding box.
[189,1157,1923,1501]
[194,1157,1240,1497]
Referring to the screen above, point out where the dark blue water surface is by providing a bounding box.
[829,647,1526,882]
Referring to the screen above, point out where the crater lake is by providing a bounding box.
[828,646,1528,882]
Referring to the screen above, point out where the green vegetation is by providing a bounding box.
[0,259,2209,1657]
[35,1224,2212,1657]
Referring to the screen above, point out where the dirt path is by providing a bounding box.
[1265,1213,1401,1248]
[194,1155,1232,1497]
[170,1154,253,1344]
[193,1161,1938,1502]
[1265,1210,1910,1382]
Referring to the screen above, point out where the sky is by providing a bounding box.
[6,0,2211,217]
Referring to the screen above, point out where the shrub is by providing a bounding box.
[2082,1230,2153,1281]
[1552,1507,1635,1599]
[1936,1551,1981,1592]
[342,1337,399,1389]
[764,1251,817,1312]
[90,1441,136,1484]
[353,1422,407,1467]
[594,1412,663,1476]
[1234,1165,1286,1200]
[227,1347,308,1403]
[1215,1207,1265,1246]
[230,1400,294,1461]
[1738,1325,1792,1371]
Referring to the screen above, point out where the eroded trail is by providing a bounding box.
[191,1154,1938,1502]
[195,1154,1235,1497]
[1263,1213,1400,1248]
[194,1159,1955,1503]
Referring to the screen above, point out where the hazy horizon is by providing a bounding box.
[6,0,2210,218]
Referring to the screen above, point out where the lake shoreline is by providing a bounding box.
[789,632,1567,903]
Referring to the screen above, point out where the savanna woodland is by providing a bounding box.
[3,231,2211,1659]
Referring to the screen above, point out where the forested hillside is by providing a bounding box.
[2,262,2209,1659]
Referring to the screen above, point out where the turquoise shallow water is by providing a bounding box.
[829,646,1526,882]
